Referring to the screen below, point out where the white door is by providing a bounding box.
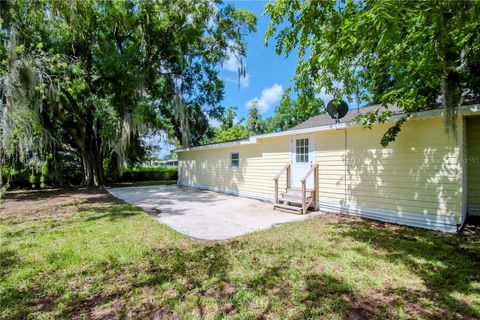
[291,135,315,189]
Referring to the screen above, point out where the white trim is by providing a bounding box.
[178,138,257,152]
[176,124,346,152]
[290,134,316,188]
[318,200,458,233]
[460,104,480,115]
[260,123,347,139]
[229,151,240,168]
[178,181,274,203]
[177,105,480,153]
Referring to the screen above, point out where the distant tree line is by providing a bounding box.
[203,97,325,144]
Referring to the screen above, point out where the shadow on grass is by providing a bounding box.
[3,223,479,319]
[0,248,19,282]
[3,206,140,241]
[3,188,480,319]
[1,188,131,226]
[338,219,480,319]
[59,243,232,319]
[3,187,110,206]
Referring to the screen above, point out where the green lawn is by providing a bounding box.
[1,189,479,319]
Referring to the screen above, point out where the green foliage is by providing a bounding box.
[213,124,250,142]
[201,106,250,144]
[219,106,239,131]
[28,173,35,188]
[246,106,265,135]
[264,1,480,145]
[122,166,178,182]
[0,0,256,188]
[380,116,409,148]
[198,95,323,145]
[266,93,324,132]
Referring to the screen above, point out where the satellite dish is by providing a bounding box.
[326,99,348,122]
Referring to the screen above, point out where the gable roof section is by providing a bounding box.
[290,104,404,130]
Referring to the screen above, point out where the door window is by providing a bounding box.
[295,138,309,163]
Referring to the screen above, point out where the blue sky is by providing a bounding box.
[156,1,297,157]
[156,0,332,157]
[154,1,363,157]
[219,0,298,122]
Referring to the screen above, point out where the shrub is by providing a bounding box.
[122,166,177,182]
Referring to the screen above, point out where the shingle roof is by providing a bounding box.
[289,104,404,131]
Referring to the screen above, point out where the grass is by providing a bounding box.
[1,189,479,319]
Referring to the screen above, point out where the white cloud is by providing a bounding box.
[208,117,220,128]
[246,83,283,113]
[240,73,250,88]
[223,49,250,88]
[315,89,334,104]
[223,50,240,72]
[224,73,250,89]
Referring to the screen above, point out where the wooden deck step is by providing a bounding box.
[273,203,303,214]
[280,193,312,204]
[286,187,314,197]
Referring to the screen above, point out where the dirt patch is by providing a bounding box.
[342,288,451,320]
[203,283,237,299]
[463,216,480,236]
[90,299,126,320]
[1,188,121,224]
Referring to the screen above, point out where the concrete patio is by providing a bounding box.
[108,185,317,240]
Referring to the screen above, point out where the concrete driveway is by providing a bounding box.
[108,185,315,240]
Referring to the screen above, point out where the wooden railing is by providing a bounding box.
[300,163,318,214]
[273,163,290,204]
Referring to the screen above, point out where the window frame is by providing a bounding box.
[295,138,309,163]
[229,151,240,168]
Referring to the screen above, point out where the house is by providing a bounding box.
[177,104,480,233]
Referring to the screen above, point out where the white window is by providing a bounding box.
[296,138,309,163]
[230,152,240,168]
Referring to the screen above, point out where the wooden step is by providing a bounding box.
[273,203,303,214]
[280,193,312,204]
[286,187,314,196]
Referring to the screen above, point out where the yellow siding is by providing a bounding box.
[315,117,462,221]
[178,136,290,199]
[178,115,464,231]
[467,116,480,215]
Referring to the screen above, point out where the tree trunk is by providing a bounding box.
[108,152,122,182]
[79,137,104,187]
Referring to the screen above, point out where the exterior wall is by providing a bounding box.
[178,115,464,232]
[316,116,463,232]
[178,136,290,201]
[467,116,480,215]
